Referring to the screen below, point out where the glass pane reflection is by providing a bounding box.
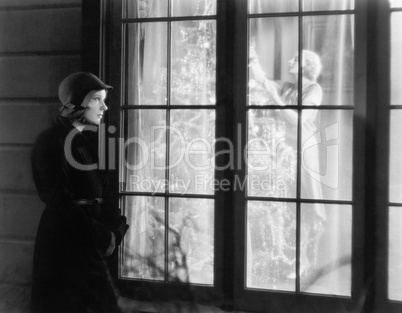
[247,109,297,198]
[127,23,168,105]
[249,0,298,14]
[168,198,214,285]
[391,13,402,105]
[300,204,352,296]
[248,15,354,107]
[126,0,168,18]
[121,196,165,281]
[301,110,353,201]
[390,110,402,202]
[303,0,354,11]
[390,0,402,8]
[124,110,166,193]
[248,17,298,105]
[389,207,402,301]
[247,201,296,291]
[171,20,216,105]
[303,15,354,106]
[172,0,216,16]
[169,110,216,195]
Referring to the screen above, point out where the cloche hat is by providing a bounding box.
[58,72,112,106]
[58,72,113,120]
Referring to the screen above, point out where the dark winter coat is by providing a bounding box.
[30,116,127,313]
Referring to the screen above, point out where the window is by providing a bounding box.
[229,1,365,311]
[245,0,354,295]
[389,0,402,302]
[117,1,217,287]
[373,1,402,312]
[99,0,402,312]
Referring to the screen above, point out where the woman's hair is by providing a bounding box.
[302,50,322,82]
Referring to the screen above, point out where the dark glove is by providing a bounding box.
[112,215,129,246]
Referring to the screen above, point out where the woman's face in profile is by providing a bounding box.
[288,55,299,75]
[83,89,108,125]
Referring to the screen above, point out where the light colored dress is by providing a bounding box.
[280,81,326,217]
[280,81,326,276]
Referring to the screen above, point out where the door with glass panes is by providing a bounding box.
[102,0,399,311]
[117,0,218,287]
[241,0,354,294]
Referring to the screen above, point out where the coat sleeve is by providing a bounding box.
[31,128,114,253]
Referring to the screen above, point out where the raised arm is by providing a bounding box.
[248,45,286,107]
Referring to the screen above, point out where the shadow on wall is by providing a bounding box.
[0,268,31,313]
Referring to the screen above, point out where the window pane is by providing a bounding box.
[389,206,402,301]
[303,0,354,11]
[171,21,216,105]
[301,110,353,201]
[246,201,296,291]
[126,23,167,105]
[121,196,165,281]
[391,13,402,105]
[249,17,298,104]
[303,15,354,106]
[172,0,216,16]
[249,0,298,14]
[125,0,168,18]
[300,204,352,296]
[168,198,214,285]
[390,0,402,8]
[123,110,166,192]
[169,110,215,195]
[247,109,297,198]
[390,110,402,202]
[249,16,354,107]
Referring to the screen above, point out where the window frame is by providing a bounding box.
[93,0,402,311]
[231,1,367,312]
[104,0,234,305]
[374,1,402,312]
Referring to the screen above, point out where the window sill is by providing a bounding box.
[118,297,253,313]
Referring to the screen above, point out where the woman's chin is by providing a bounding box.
[85,120,101,126]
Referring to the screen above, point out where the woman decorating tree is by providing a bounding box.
[249,48,326,279]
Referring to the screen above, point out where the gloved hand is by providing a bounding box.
[104,232,116,256]
[113,216,129,246]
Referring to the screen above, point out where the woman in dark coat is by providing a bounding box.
[31,72,129,313]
